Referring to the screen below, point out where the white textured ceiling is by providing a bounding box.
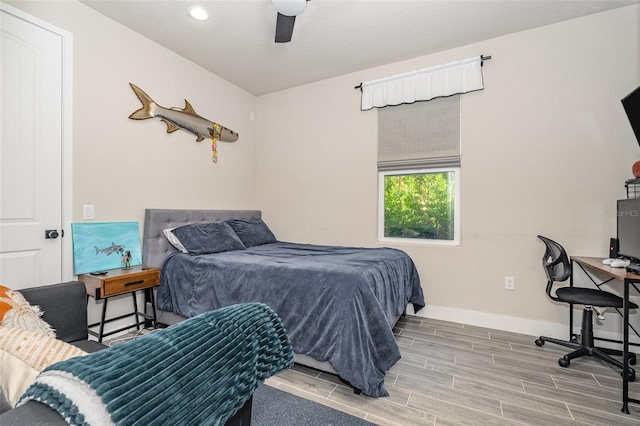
[80,0,639,96]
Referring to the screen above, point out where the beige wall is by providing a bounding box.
[7,1,640,336]
[6,0,258,328]
[255,5,640,335]
[7,0,258,225]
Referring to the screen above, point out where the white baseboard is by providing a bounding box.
[406,304,640,348]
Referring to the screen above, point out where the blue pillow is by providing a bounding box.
[171,222,246,255]
[227,218,276,248]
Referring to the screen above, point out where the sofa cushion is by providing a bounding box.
[0,327,86,408]
[0,286,55,338]
[71,339,108,353]
[19,282,89,343]
[0,400,67,425]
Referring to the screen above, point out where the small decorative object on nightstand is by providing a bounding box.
[79,265,160,342]
[121,250,132,269]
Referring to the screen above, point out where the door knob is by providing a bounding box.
[45,229,59,239]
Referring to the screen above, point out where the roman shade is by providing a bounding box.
[378,95,460,171]
[361,56,484,111]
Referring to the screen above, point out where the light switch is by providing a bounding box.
[83,204,95,219]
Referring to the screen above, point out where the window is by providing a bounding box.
[379,168,460,244]
[378,96,461,245]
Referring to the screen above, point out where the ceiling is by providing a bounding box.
[80,0,639,96]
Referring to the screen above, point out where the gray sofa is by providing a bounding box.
[0,281,253,425]
[0,281,106,423]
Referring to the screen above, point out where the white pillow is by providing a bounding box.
[0,326,86,407]
[163,227,188,253]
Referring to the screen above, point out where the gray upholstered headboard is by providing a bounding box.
[142,208,261,268]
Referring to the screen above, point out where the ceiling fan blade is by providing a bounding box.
[275,12,296,43]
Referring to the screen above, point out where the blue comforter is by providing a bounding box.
[157,242,424,397]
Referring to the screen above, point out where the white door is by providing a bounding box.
[0,4,72,289]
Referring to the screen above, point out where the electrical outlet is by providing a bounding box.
[505,276,515,290]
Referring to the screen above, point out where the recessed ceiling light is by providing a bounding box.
[188,6,209,21]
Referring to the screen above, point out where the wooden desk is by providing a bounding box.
[79,266,160,343]
[571,256,640,414]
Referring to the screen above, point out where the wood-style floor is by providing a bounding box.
[264,315,640,425]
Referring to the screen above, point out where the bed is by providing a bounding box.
[142,208,425,397]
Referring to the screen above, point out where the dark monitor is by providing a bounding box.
[617,198,640,262]
[622,85,640,147]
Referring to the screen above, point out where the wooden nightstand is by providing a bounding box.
[79,265,160,342]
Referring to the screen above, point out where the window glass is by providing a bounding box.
[379,168,460,245]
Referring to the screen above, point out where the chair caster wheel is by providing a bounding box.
[535,338,544,347]
[559,357,570,368]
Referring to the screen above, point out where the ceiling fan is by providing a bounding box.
[272,0,308,43]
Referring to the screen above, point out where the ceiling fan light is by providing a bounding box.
[272,0,306,17]
[188,6,209,21]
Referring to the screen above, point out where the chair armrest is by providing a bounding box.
[19,281,88,343]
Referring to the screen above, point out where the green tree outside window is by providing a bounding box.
[383,171,455,240]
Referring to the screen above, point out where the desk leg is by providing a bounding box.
[623,277,630,414]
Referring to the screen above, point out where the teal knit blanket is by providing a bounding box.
[18,303,294,426]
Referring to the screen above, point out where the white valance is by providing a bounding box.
[360,56,484,111]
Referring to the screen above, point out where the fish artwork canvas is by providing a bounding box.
[128,83,238,163]
[71,222,143,275]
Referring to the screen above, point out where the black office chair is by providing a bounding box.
[535,235,636,379]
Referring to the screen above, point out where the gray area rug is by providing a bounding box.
[252,385,375,426]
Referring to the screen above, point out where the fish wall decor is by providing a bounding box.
[94,242,125,256]
[128,83,238,162]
